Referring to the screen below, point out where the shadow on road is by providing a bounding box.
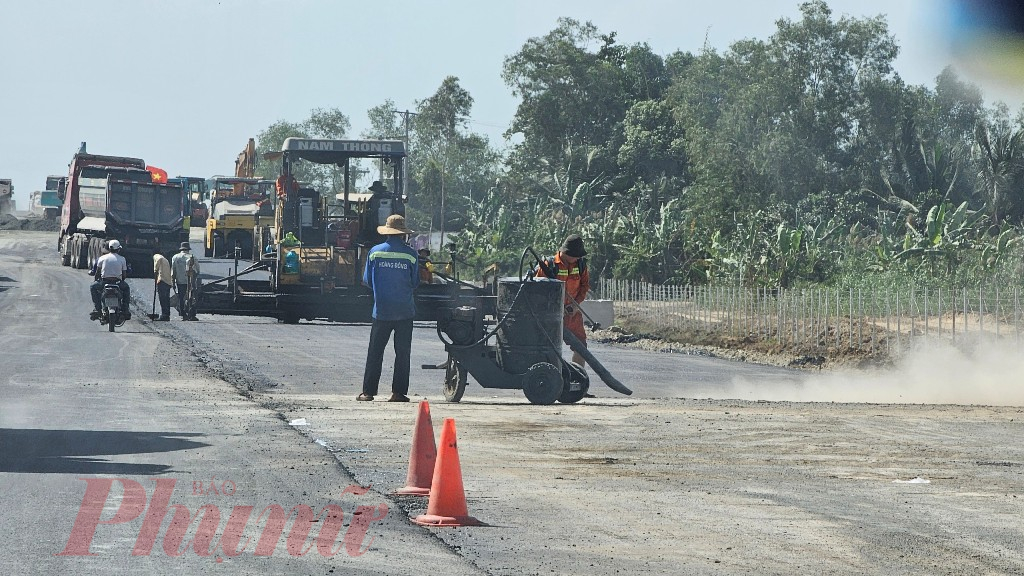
[0,428,210,475]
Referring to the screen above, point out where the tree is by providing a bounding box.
[411,76,495,245]
[502,18,628,172]
[254,108,351,193]
[974,123,1024,225]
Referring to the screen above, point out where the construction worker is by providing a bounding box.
[535,234,590,370]
[358,214,419,402]
[417,247,434,284]
[152,248,172,321]
[171,242,200,320]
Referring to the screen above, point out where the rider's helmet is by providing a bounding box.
[108,240,122,251]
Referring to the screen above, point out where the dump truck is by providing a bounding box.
[30,176,65,219]
[194,137,480,323]
[168,176,208,228]
[0,179,13,215]
[30,191,61,219]
[58,150,190,275]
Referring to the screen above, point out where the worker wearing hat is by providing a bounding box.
[417,247,434,284]
[171,242,200,320]
[358,214,419,402]
[536,233,591,369]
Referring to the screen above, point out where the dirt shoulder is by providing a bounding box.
[589,324,882,372]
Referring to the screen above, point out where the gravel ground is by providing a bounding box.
[9,230,1022,574]
[0,214,60,232]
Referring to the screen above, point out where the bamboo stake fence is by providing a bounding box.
[596,279,1024,357]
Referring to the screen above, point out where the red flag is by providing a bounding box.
[146,166,168,183]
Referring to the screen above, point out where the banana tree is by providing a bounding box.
[895,200,987,276]
[980,225,1021,271]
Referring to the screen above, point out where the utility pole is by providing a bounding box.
[393,109,417,147]
[393,109,418,187]
[394,109,427,245]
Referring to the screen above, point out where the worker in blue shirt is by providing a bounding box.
[358,214,419,402]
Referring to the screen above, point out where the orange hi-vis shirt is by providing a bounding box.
[536,253,589,306]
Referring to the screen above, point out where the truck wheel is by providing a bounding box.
[71,237,84,269]
[61,239,71,266]
[87,240,99,270]
[78,238,90,270]
[443,357,468,402]
[522,362,563,405]
[557,361,590,404]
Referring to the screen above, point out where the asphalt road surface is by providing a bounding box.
[2,230,1023,575]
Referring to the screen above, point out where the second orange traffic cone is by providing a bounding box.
[394,400,436,496]
[412,418,481,526]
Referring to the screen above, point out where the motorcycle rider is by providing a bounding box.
[89,239,131,321]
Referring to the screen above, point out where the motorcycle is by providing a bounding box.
[99,282,127,332]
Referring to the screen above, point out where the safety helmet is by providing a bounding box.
[108,240,122,251]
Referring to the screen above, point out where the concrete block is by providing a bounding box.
[580,299,614,328]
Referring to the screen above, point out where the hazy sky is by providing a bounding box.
[1,0,1019,209]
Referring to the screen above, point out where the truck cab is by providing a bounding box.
[168,176,208,228]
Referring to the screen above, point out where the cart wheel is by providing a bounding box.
[558,361,590,404]
[522,362,563,405]
[443,357,467,403]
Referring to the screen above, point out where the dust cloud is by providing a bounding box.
[728,339,1024,406]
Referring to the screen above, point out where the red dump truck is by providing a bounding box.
[58,150,189,275]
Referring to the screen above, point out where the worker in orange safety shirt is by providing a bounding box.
[535,234,590,371]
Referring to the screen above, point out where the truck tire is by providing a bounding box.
[61,238,71,266]
[87,240,99,270]
[71,237,82,269]
[77,237,90,269]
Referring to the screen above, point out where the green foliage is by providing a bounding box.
[408,76,500,239]
[250,3,1024,293]
[254,108,351,192]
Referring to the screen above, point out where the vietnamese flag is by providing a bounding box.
[146,165,168,183]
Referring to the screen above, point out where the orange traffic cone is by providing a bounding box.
[412,418,481,526]
[394,400,436,496]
